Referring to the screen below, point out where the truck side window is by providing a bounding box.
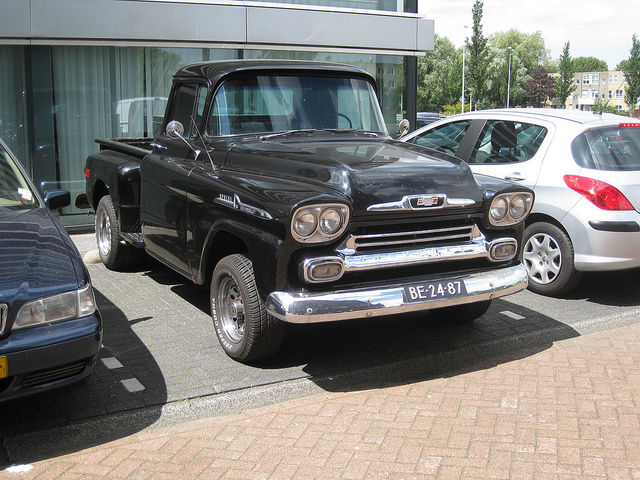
[166,84,207,138]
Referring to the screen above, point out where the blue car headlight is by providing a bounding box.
[12,284,97,330]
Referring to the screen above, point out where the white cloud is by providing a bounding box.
[419,0,640,70]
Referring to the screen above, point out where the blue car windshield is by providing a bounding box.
[0,144,38,212]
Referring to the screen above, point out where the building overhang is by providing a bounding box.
[1,0,434,56]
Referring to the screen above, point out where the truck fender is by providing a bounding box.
[196,218,283,299]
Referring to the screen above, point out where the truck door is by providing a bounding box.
[140,82,207,277]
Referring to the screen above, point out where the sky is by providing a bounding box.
[418,0,640,70]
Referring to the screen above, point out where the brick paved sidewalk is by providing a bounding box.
[4,321,640,479]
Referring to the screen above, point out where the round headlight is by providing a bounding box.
[509,195,528,220]
[319,208,343,235]
[490,197,508,222]
[293,209,317,237]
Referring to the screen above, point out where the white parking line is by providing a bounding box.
[501,311,526,320]
[121,378,145,393]
[101,357,124,369]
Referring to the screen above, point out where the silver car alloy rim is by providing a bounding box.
[97,210,111,257]
[523,233,562,285]
[217,276,245,344]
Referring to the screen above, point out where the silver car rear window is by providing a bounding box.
[572,126,640,171]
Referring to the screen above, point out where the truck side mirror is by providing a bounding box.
[165,119,202,162]
[398,119,410,137]
[166,120,185,138]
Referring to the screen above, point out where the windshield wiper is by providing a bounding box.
[258,129,317,141]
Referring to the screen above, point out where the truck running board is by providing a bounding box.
[122,232,145,248]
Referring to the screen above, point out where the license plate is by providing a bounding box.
[0,357,6,379]
[404,280,467,303]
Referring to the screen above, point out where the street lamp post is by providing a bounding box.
[507,46,513,108]
[468,87,475,112]
[462,25,468,113]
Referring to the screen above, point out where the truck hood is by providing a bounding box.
[225,135,485,211]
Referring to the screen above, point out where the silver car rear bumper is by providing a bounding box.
[266,264,528,324]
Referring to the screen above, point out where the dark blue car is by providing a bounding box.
[0,138,102,402]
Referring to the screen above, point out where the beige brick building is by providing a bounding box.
[551,71,635,112]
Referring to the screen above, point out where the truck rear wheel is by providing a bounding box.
[95,195,138,270]
[211,254,284,362]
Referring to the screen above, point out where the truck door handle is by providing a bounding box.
[504,173,525,181]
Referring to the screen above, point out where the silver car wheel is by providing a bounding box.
[523,232,562,285]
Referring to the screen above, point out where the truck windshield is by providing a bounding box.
[207,75,387,136]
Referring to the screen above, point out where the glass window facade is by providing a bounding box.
[0,45,406,228]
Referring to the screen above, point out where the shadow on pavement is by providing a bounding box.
[0,289,167,467]
[263,297,581,393]
[566,268,640,306]
[3,261,638,466]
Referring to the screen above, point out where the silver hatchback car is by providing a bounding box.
[401,108,640,296]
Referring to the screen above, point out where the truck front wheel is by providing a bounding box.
[211,254,284,362]
[95,195,137,270]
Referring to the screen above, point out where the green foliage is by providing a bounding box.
[623,34,640,114]
[592,98,619,114]
[617,59,629,71]
[466,0,491,108]
[417,35,459,112]
[484,29,550,108]
[555,42,576,109]
[572,56,608,72]
[488,30,550,77]
[485,45,524,107]
[442,103,462,115]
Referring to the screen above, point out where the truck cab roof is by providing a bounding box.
[173,59,375,85]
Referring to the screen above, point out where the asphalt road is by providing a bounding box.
[1,234,639,465]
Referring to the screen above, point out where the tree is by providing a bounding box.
[523,68,556,107]
[623,34,640,115]
[489,29,550,77]
[572,56,608,72]
[486,29,550,108]
[554,42,576,109]
[417,35,459,112]
[466,0,491,109]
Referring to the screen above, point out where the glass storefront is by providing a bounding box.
[0,45,405,228]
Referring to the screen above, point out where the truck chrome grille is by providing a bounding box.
[342,223,480,254]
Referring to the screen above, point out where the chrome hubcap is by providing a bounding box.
[218,277,245,343]
[97,211,111,257]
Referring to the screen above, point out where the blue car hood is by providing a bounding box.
[0,208,82,308]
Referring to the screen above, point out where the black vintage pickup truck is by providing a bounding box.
[81,60,533,362]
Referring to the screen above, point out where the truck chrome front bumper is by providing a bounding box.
[265,264,528,324]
